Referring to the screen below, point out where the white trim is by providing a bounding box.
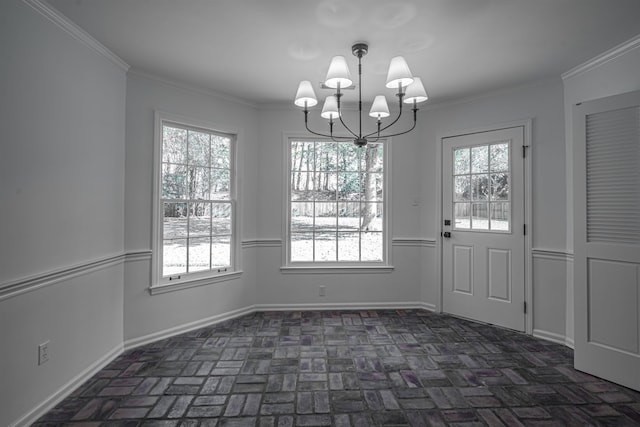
[9,343,123,427]
[124,250,153,262]
[0,253,126,301]
[123,305,256,350]
[149,270,243,295]
[242,239,282,248]
[532,248,574,262]
[436,120,533,333]
[280,265,394,274]
[282,134,393,268]
[562,34,640,80]
[392,238,436,247]
[152,111,241,290]
[533,329,574,348]
[128,68,257,109]
[419,302,438,312]
[23,0,129,71]
[254,302,434,312]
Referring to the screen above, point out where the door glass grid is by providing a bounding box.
[453,142,510,231]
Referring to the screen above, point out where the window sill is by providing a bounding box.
[280,265,394,274]
[149,270,243,295]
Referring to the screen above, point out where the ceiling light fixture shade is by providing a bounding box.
[321,95,340,119]
[403,77,428,104]
[294,80,318,107]
[385,56,414,88]
[324,56,353,89]
[294,43,427,147]
[369,95,390,119]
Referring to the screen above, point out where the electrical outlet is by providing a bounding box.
[38,341,50,365]
[319,285,326,296]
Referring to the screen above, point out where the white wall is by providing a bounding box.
[253,106,425,307]
[123,72,260,343]
[562,36,640,345]
[0,1,126,425]
[416,79,569,340]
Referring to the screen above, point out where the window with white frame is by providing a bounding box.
[287,138,387,264]
[154,116,236,285]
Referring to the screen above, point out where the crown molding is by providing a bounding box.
[562,34,640,80]
[23,0,129,71]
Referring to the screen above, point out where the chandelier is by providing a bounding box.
[294,42,428,147]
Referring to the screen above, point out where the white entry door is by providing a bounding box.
[442,127,526,331]
[573,90,640,391]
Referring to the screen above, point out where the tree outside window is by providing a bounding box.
[289,139,386,263]
[160,122,234,277]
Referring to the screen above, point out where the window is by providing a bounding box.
[153,113,236,290]
[453,142,510,231]
[286,138,388,265]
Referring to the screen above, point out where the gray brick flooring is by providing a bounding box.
[33,310,640,426]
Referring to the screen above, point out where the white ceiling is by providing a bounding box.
[47,0,640,106]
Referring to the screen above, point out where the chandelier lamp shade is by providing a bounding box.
[294,42,428,147]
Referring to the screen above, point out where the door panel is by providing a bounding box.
[442,127,525,331]
[574,90,640,391]
[488,248,511,301]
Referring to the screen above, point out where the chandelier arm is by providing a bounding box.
[335,90,359,139]
[337,113,359,139]
[364,93,405,139]
[373,107,419,138]
[303,110,350,140]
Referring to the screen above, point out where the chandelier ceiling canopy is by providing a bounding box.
[294,43,428,147]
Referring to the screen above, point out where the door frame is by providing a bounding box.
[435,119,533,334]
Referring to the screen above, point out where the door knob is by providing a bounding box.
[442,231,451,238]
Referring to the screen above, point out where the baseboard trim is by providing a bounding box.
[533,329,574,348]
[254,302,434,312]
[123,305,257,351]
[10,343,124,427]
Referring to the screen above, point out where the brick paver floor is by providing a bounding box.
[33,310,640,426]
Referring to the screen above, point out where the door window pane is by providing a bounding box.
[490,202,510,231]
[471,146,489,173]
[491,173,509,201]
[453,141,510,232]
[471,174,489,201]
[472,202,489,230]
[454,148,470,175]
[490,143,509,172]
[455,203,471,229]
